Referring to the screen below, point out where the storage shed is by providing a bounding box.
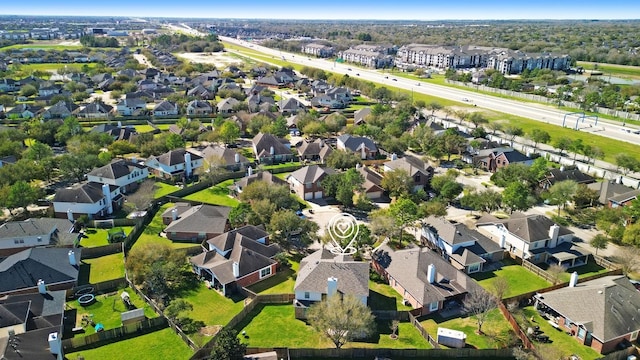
[437,327,466,348]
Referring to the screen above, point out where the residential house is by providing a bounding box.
[255,76,282,88]
[86,159,148,194]
[75,101,113,119]
[187,85,215,100]
[186,100,213,116]
[0,289,66,360]
[421,216,504,274]
[0,247,81,296]
[608,189,640,208]
[42,101,78,119]
[5,104,42,119]
[587,180,639,207]
[189,225,280,295]
[137,79,157,91]
[115,98,146,116]
[153,100,179,116]
[89,124,137,142]
[372,244,483,315]
[247,94,275,113]
[252,133,293,164]
[476,213,590,268]
[37,83,61,97]
[162,204,231,242]
[296,139,333,163]
[337,134,378,160]
[383,155,434,192]
[478,149,533,172]
[354,107,372,125]
[200,145,250,172]
[539,167,596,190]
[534,275,640,354]
[229,170,287,198]
[286,165,336,200]
[357,166,385,199]
[52,182,122,220]
[0,78,17,92]
[279,98,306,114]
[0,155,17,168]
[217,98,240,114]
[145,148,204,180]
[294,249,369,319]
[0,218,75,253]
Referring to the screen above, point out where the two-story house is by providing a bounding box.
[186,100,213,116]
[337,134,378,160]
[476,213,590,268]
[0,218,76,253]
[252,133,293,164]
[52,182,122,220]
[383,155,434,192]
[421,216,504,274]
[145,148,204,181]
[86,159,149,194]
[200,145,251,172]
[153,100,179,116]
[286,165,336,200]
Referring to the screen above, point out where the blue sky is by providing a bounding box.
[4,1,640,20]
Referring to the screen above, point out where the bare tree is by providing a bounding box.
[491,277,510,300]
[463,289,497,334]
[546,264,566,285]
[124,180,156,212]
[389,319,399,339]
[614,246,640,275]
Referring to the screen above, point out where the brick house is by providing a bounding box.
[162,203,231,242]
[286,165,336,200]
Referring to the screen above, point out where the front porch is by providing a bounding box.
[530,242,591,269]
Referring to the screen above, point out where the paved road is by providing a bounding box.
[220,36,640,145]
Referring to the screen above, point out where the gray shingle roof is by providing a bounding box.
[537,276,640,343]
[148,148,203,166]
[53,182,115,204]
[337,134,377,152]
[373,245,481,306]
[295,249,369,297]
[252,133,290,156]
[164,204,231,235]
[0,218,73,240]
[0,248,81,293]
[87,159,144,180]
[384,155,433,177]
[201,146,248,166]
[477,213,573,244]
[287,165,335,185]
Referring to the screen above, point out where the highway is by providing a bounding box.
[219,36,640,146]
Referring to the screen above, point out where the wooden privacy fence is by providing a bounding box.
[246,347,514,359]
[80,242,123,259]
[498,302,534,351]
[408,312,439,349]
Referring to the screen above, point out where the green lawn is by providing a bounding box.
[421,308,515,349]
[520,306,601,360]
[66,287,158,336]
[577,61,640,79]
[471,260,551,299]
[183,179,240,207]
[81,253,125,284]
[1,43,84,50]
[15,62,98,73]
[246,261,299,294]
[183,282,246,327]
[368,280,414,311]
[66,328,192,360]
[234,304,430,349]
[133,203,199,250]
[79,227,134,248]
[154,181,180,198]
[553,260,609,283]
[134,124,172,133]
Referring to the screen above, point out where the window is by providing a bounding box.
[632,330,639,341]
[14,239,25,244]
[429,301,439,311]
[37,237,42,242]
[304,292,310,299]
[468,263,481,273]
[305,183,312,189]
[260,267,272,278]
[577,327,586,339]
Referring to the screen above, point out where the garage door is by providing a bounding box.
[314,191,323,199]
[304,192,313,200]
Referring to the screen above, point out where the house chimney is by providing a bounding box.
[427,264,436,284]
[548,224,560,248]
[68,250,77,266]
[38,279,46,294]
[360,143,366,160]
[327,277,338,298]
[235,153,240,163]
[270,146,275,155]
[67,209,74,222]
[569,271,579,287]
[117,121,122,127]
[617,176,623,185]
[560,165,565,172]
[48,332,61,355]
[247,166,253,176]
[500,234,506,248]
[184,152,193,177]
[171,208,178,221]
[391,153,398,161]
[101,184,113,214]
[232,262,240,278]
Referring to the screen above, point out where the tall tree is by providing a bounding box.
[307,295,375,349]
[469,112,488,128]
[553,136,572,156]
[502,182,533,213]
[381,168,413,199]
[615,153,639,175]
[210,329,247,360]
[388,197,420,244]
[503,125,523,146]
[546,180,578,216]
[269,210,319,250]
[589,234,608,256]
[527,129,551,152]
[463,289,497,334]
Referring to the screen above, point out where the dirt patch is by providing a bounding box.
[199,325,222,337]
[176,52,243,68]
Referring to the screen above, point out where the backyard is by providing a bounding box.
[65,328,193,360]
[518,306,602,360]
[471,259,551,299]
[183,179,240,207]
[420,308,516,349]
[78,227,134,248]
[369,280,414,311]
[245,260,299,294]
[234,303,431,349]
[66,287,158,336]
[78,252,125,284]
[154,181,180,198]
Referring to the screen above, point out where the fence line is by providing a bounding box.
[497,302,534,351]
[244,347,514,359]
[80,242,123,259]
[407,312,439,349]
